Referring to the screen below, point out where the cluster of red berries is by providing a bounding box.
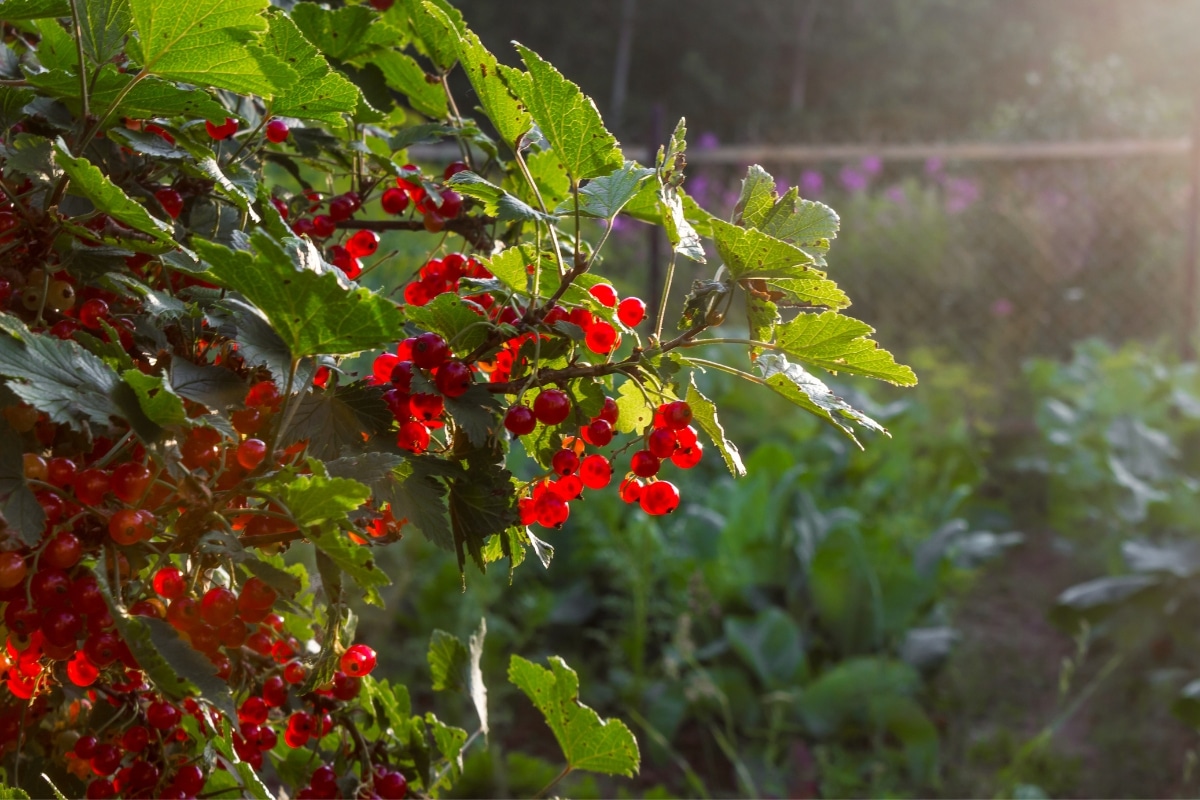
[371,333,468,453]
[505,397,694,527]
[402,252,492,307]
[389,161,467,233]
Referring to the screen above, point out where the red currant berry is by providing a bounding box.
[588,283,618,307]
[381,187,409,215]
[581,418,614,447]
[311,214,336,238]
[630,450,661,478]
[579,454,613,490]
[437,189,463,219]
[340,643,377,677]
[347,229,379,258]
[153,567,187,600]
[238,696,269,726]
[671,441,704,469]
[504,405,537,436]
[155,188,183,219]
[43,530,83,570]
[584,321,620,354]
[617,296,646,327]
[639,480,680,515]
[534,490,569,528]
[647,428,678,458]
[265,119,290,143]
[443,161,469,180]
[78,297,110,329]
[596,396,619,425]
[619,477,643,503]
[409,393,444,422]
[533,389,571,425]
[240,576,277,610]
[146,700,181,730]
[237,438,268,470]
[397,420,430,453]
[205,117,238,140]
[659,401,693,430]
[46,456,77,488]
[74,468,111,505]
[200,587,238,627]
[0,552,26,589]
[31,567,72,608]
[551,449,579,476]
[434,360,472,398]
[110,462,152,504]
[328,195,356,222]
[411,332,449,368]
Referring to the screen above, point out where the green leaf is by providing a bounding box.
[52,137,180,250]
[0,0,69,19]
[709,217,812,281]
[449,170,547,223]
[403,291,489,354]
[140,617,237,721]
[80,0,133,65]
[197,234,404,357]
[31,18,76,71]
[291,2,403,62]
[279,474,369,528]
[482,245,535,294]
[732,165,777,228]
[377,459,453,552]
[614,378,652,435]
[1,134,54,180]
[508,655,640,777]
[759,188,840,246]
[507,44,623,181]
[122,369,187,426]
[310,529,390,606]
[428,630,469,692]
[402,0,463,70]
[325,452,404,487]
[263,10,359,125]
[0,314,121,431]
[239,555,303,600]
[0,417,45,546]
[448,449,518,574]
[724,607,805,690]
[0,785,31,799]
[28,66,229,121]
[522,148,571,208]
[452,21,530,148]
[128,0,291,97]
[745,292,778,352]
[282,383,392,460]
[686,378,745,477]
[795,657,919,738]
[0,86,33,130]
[210,721,272,799]
[169,358,245,410]
[766,277,850,310]
[774,311,917,386]
[756,352,886,447]
[556,161,654,220]
[372,49,447,119]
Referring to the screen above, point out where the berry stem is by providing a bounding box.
[653,249,678,341]
[67,0,90,120]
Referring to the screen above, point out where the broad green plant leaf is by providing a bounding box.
[128,0,293,97]
[732,164,777,228]
[452,21,530,148]
[508,655,640,777]
[0,86,33,129]
[281,384,393,460]
[310,529,390,606]
[0,0,69,19]
[766,276,850,310]
[403,0,463,71]
[447,451,518,573]
[80,0,133,65]
[449,171,547,223]
[755,352,886,447]
[404,291,490,354]
[372,50,448,119]
[0,314,121,431]
[774,311,917,385]
[52,138,180,250]
[29,66,229,121]
[686,378,745,476]
[507,43,623,181]
[279,474,370,528]
[291,2,403,62]
[196,234,405,357]
[0,417,45,546]
[263,11,359,126]
[122,368,187,426]
[557,161,654,220]
[428,630,469,692]
[709,217,813,281]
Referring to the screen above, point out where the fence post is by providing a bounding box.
[1183,93,1200,361]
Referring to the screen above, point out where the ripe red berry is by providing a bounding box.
[671,441,704,469]
[534,490,570,528]
[311,214,336,238]
[200,587,238,627]
[146,700,181,730]
[46,456,77,488]
[411,332,449,369]
[43,530,83,570]
[237,438,268,470]
[155,188,183,219]
[0,552,26,589]
[397,420,430,453]
[437,189,463,219]
[619,477,643,503]
[659,401,693,430]
[328,194,356,222]
[581,418,614,447]
[630,450,661,478]
[443,161,469,180]
[110,461,152,504]
[596,396,619,425]
[504,405,537,436]
[109,508,153,545]
[579,454,613,489]
[347,229,379,258]
[240,576,277,611]
[265,119,290,143]
[639,480,680,515]
[617,296,646,327]
[585,321,620,354]
[153,566,187,600]
[551,449,579,476]
[647,428,678,458]
[74,468,111,505]
[340,643,377,677]
[409,393,444,422]
[205,117,238,140]
[533,389,571,425]
[78,297,110,329]
[588,283,618,307]
[434,361,472,398]
[381,187,410,215]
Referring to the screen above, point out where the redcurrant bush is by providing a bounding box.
[0,1,913,797]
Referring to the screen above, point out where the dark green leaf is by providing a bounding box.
[428,629,469,692]
[28,66,229,121]
[169,358,245,410]
[310,529,390,606]
[404,291,490,354]
[282,383,393,460]
[0,86,33,130]
[448,449,517,574]
[263,10,359,125]
[0,314,121,431]
[557,161,653,220]
[0,417,45,546]
[290,2,403,62]
[0,0,69,19]
[376,459,453,551]
[80,0,133,65]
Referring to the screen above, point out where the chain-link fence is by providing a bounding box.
[659,140,1198,382]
